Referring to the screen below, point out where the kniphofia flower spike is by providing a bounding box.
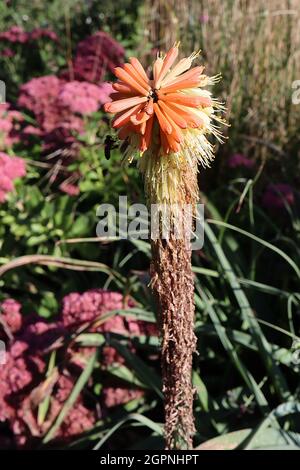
[104,45,226,450]
[104,43,225,166]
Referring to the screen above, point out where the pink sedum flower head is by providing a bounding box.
[0,26,58,44]
[0,26,29,43]
[1,47,15,57]
[18,76,113,157]
[0,152,26,203]
[70,32,124,83]
[29,28,58,42]
[0,104,24,148]
[0,298,22,333]
[228,153,254,169]
[262,183,295,211]
[0,289,156,447]
[58,81,112,114]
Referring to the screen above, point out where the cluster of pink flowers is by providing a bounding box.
[0,298,22,334]
[0,26,29,44]
[61,289,135,328]
[58,81,113,115]
[1,47,14,58]
[0,26,58,44]
[30,28,58,42]
[18,76,112,152]
[64,31,124,83]
[262,183,295,211]
[102,387,145,408]
[1,31,121,196]
[0,289,157,448]
[0,104,23,148]
[0,152,26,203]
[61,288,157,336]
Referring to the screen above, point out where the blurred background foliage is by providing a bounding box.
[0,0,300,450]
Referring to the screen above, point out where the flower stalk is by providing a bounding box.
[104,44,224,449]
[151,230,197,449]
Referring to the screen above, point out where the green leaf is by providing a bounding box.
[204,222,291,401]
[43,351,97,443]
[207,219,300,279]
[110,340,163,398]
[195,289,269,410]
[93,413,163,450]
[196,429,252,450]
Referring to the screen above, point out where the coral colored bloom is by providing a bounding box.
[104,44,224,163]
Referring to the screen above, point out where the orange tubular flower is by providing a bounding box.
[104,43,224,164]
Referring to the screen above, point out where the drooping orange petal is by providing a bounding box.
[155,46,179,88]
[105,96,148,113]
[160,129,170,154]
[160,57,194,87]
[157,100,187,128]
[140,115,154,152]
[164,101,204,128]
[123,63,151,91]
[118,122,137,140]
[130,110,150,126]
[112,103,144,128]
[159,79,200,93]
[112,82,137,94]
[114,67,149,96]
[129,57,150,83]
[157,102,184,143]
[165,131,181,153]
[196,96,213,108]
[109,92,133,101]
[144,97,154,115]
[165,119,184,144]
[140,120,147,135]
[161,66,204,88]
[159,67,204,93]
[153,57,164,83]
[157,92,205,108]
[171,92,212,108]
[153,102,173,135]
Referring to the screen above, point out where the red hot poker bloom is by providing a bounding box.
[104,44,224,163]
